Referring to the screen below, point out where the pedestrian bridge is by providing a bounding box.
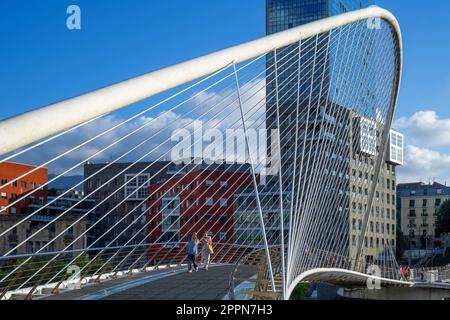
[0,6,426,300]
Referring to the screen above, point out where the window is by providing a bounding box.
[219,215,227,224]
[30,182,36,190]
[124,173,150,200]
[220,181,228,189]
[220,198,228,207]
[1,179,7,186]
[219,232,227,241]
[435,198,442,207]
[1,192,7,200]
[21,181,27,188]
[409,199,415,207]
[206,197,213,206]
[206,180,213,188]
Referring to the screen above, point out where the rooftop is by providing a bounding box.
[397,182,450,197]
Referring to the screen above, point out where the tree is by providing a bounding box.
[289,282,310,300]
[396,226,408,260]
[436,199,450,235]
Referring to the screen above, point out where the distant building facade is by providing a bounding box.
[147,164,254,246]
[83,161,175,248]
[0,162,48,215]
[233,187,289,247]
[397,182,450,250]
[0,163,90,256]
[349,128,403,263]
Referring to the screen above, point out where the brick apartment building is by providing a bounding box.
[0,162,48,215]
[0,162,89,256]
[146,166,255,246]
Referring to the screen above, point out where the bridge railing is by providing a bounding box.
[0,241,256,299]
[410,266,450,284]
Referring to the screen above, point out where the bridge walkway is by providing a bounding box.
[41,265,249,300]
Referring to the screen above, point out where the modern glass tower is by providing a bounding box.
[266,0,374,35]
[264,0,377,261]
[265,0,375,183]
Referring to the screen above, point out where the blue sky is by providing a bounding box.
[1,0,450,183]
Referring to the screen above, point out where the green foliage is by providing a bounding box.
[0,254,112,292]
[77,255,112,277]
[289,282,310,300]
[436,200,450,235]
[0,256,66,292]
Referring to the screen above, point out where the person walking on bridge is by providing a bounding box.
[187,233,199,273]
[201,232,213,271]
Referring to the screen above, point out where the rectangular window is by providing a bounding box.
[206,197,213,206]
[21,181,27,188]
[220,198,228,207]
[219,215,227,224]
[124,173,150,199]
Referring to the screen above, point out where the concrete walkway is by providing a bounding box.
[104,265,235,300]
[42,265,251,300]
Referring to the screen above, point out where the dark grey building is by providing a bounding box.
[84,161,175,249]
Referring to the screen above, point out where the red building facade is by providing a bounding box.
[0,162,48,215]
[147,169,254,246]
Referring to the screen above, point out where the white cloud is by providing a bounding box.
[397,145,450,184]
[8,78,268,178]
[394,111,450,147]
